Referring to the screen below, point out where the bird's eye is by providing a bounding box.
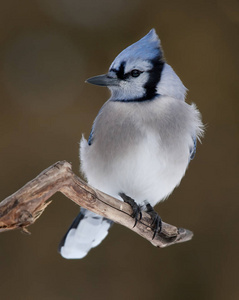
[130,69,141,77]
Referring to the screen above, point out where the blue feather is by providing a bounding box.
[190,136,197,160]
[88,128,94,146]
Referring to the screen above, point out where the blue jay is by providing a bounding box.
[59,29,204,259]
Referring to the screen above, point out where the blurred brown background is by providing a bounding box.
[0,1,238,299]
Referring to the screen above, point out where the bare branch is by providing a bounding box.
[0,161,193,248]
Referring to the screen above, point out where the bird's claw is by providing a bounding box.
[119,193,142,227]
[146,203,162,239]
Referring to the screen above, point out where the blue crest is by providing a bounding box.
[110,29,163,70]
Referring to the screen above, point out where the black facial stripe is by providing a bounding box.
[110,54,164,102]
[111,94,160,103]
[144,58,165,100]
[111,61,128,80]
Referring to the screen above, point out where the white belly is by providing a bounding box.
[80,97,202,208]
[80,131,189,207]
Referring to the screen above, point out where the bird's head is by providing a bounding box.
[86,29,187,102]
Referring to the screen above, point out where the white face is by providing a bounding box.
[108,58,153,101]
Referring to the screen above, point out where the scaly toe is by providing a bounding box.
[119,193,142,227]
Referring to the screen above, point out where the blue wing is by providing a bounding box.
[88,127,94,146]
[189,136,197,160]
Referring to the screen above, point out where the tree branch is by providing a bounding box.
[0,161,193,247]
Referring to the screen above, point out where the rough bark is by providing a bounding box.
[0,161,193,247]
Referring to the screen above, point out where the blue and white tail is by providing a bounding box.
[58,208,113,259]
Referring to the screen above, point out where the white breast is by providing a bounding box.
[80,96,203,207]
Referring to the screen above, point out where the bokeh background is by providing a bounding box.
[0,1,238,299]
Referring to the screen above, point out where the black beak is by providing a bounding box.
[86,74,119,87]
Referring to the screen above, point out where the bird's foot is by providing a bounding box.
[119,193,142,227]
[146,203,162,239]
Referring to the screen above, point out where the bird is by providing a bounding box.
[58,29,204,259]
